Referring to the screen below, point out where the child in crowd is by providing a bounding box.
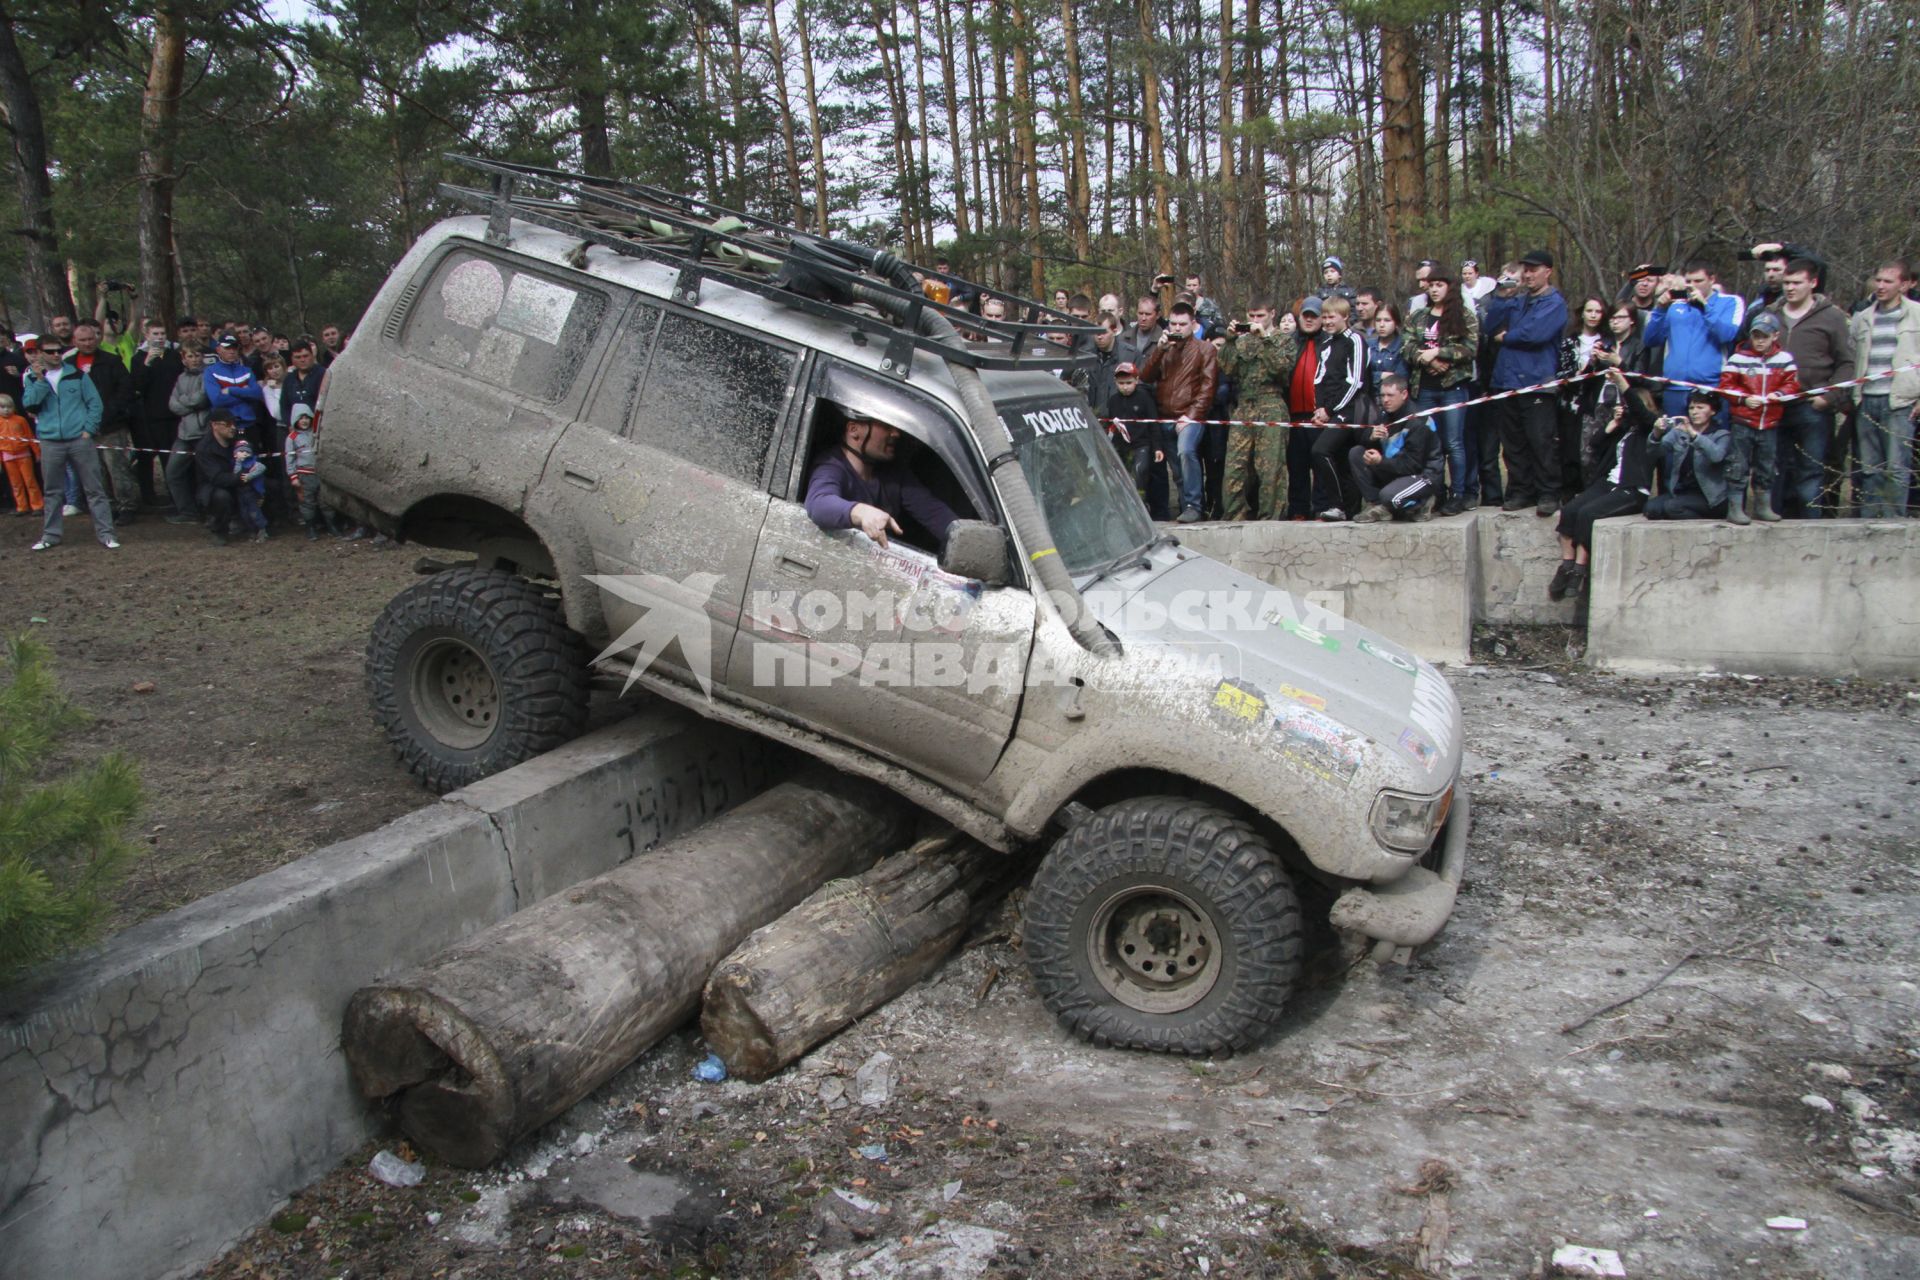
[0,393,43,516]
[1716,310,1799,524]
[1106,361,1169,520]
[283,404,332,539]
[232,438,270,539]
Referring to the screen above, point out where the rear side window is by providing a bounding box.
[630,316,798,484]
[404,249,608,401]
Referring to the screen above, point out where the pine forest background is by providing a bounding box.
[1,0,1915,336]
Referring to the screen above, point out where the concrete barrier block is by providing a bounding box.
[1586,518,1920,676]
[447,707,776,903]
[1172,518,1476,664]
[1475,509,1581,626]
[0,803,513,1280]
[0,710,776,1280]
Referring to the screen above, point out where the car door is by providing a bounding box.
[533,296,803,693]
[726,363,1036,789]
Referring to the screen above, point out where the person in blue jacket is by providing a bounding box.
[203,332,267,445]
[1643,260,1745,417]
[1484,248,1570,515]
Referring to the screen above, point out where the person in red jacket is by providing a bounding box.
[1715,311,1800,524]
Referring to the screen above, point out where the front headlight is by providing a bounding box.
[1370,786,1454,854]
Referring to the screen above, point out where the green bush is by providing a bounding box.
[0,634,142,980]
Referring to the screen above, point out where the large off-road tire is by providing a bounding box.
[367,568,591,794]
[1023,797,1303,1055]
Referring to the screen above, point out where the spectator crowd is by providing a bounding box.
[1016,245,1919,599]
[0,309,360,549]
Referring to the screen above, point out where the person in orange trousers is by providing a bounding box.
[0,393,44,515]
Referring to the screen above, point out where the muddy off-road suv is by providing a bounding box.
[318,158,1468,1054]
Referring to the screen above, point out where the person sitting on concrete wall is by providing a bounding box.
[1643,389,1732,522]
[1548,368,1661,601]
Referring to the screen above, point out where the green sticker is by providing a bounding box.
[1358,638,1417,674]
[1280,616,1340,651]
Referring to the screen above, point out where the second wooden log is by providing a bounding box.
[700,833,1002,1081]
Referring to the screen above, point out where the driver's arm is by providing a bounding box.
[803,453,860,531]
[898,473,959,546]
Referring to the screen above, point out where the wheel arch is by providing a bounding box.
[395,493,605,640]
[1055,768,1313,878]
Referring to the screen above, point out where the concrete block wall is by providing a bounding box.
[1170,518,1476,664]
[1585,517,1920,677]
[0,710,774,1280]
[1474,509,1582,626]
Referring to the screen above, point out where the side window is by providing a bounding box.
[584,301,663,435]
[631,315,798,484]
[403,249,608,402]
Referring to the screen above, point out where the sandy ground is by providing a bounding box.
[197,657,1920,1279]
[0,514,438,928]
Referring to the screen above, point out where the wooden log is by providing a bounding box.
[342,771,911,1167]
[700,833,1002,1081]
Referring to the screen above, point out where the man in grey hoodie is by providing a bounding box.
[165,344,211,522]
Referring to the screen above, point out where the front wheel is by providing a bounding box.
[1023,797,1302,1055]
[366,568,591,793]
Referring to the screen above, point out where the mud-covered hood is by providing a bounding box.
[1078,548,1463,791]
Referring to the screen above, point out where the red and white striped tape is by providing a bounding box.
[1102,359,1920,434]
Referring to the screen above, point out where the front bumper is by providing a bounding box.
[1326,779,1470,948]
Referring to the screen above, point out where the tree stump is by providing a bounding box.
[341,771,911,1167]
[700,833,1002,1081]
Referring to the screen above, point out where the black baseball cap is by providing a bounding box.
[1519,249,1555,268]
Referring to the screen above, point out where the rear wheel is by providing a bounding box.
[1023,797,1302,1055]
[367,568,591,793]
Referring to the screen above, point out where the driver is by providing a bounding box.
[804,414,958,550]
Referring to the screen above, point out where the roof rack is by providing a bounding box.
[437,154,1102,382]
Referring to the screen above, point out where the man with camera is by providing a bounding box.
[1218,300,1292,520]
[1643,260,1744,417]
[1139,301,1219,523]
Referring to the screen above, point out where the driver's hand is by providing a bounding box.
[850,502,902,547]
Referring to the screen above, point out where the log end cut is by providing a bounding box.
[342,985,517,1168]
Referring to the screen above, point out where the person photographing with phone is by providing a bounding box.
[1643,260,1744,418]
[1139,301,1219,523]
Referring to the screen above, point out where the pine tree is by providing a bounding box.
[0,635,142,981]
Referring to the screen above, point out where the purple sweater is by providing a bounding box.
[804,450,959,545]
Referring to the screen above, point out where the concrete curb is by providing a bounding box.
[0,709,775,1280]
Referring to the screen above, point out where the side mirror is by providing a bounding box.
[940,520,1010,587]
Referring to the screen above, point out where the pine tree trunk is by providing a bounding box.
[701,835,1001,1081]
[1059,0,1093,267]
[1241,0,1266,285]
[1217,0,1238,302]
[1477,1,1502,266]
[1138,0,1175,282]
[910,1,936,255]
[763,0,806,226]
[342,776,912,1168]
[575,82,613,177]
[0,11,74,324]
[726,0,752,208]
[137,0,186,331]
[934,0,969,240]
[1379,20,1424,290]
[794,0,831,233]
[1433,9,1452,232]
[1010,0,1044,298]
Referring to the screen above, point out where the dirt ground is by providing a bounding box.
[0,512,432,928]
[189,650,1920,1280]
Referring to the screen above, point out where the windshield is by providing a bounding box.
[1000,397,1155,575]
